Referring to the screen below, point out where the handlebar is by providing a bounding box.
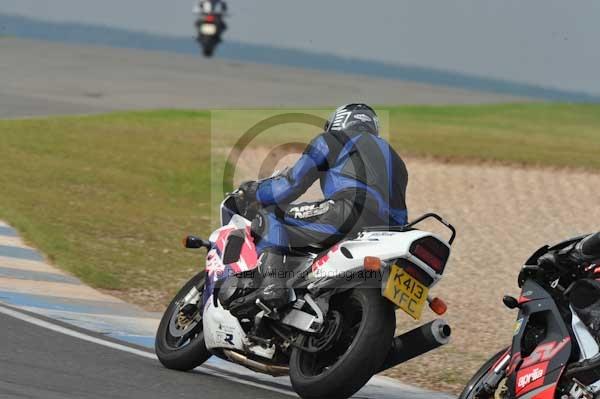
[520,232,600,287]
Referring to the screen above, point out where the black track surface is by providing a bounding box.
[0,312,286,399]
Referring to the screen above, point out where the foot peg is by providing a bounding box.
[255,299,274,316]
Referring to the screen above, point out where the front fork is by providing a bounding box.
[480,351,512,395]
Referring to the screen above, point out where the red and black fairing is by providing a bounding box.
[505,280,572,398]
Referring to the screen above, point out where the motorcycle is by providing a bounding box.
[195,12,226,57]
[459,232,600,399]
[156,184,456,399]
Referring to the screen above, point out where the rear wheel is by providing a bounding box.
[289,288,395,399]
[155,272,211,371]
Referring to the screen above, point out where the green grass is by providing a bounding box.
[388,103,600,169]
[0,104,598,301]
[0,110,212,292]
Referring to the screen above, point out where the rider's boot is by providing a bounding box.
[227,250,292,318]
[255,249,292,312]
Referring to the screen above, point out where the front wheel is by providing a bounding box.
[458,347,509,399]
[289,288,396,399]
[155,272,211,371]
[202,45,215,57]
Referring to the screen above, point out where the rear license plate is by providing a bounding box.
[383,264,429,320]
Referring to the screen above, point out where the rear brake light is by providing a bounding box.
[205,15,216,22]
[410,237,449,274]
[413,244,443,271]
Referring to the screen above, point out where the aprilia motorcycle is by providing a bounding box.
[195,13,226,57]
[460,232,600,399]
[156,184,456,399]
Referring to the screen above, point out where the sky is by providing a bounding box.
[2,0,599,95]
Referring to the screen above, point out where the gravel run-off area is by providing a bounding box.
[234,147,600,393]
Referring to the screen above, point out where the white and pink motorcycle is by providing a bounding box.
[156,187,456,399]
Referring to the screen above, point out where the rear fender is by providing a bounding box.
[311,230,449,287]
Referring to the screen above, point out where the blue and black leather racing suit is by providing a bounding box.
[250,128,408,256]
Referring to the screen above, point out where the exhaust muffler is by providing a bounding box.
[377,319,451,373]
[223,349,289,377]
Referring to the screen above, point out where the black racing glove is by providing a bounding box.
[237,181,260,219]
[238,180,259,202]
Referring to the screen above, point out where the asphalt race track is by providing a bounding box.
[0,220,450,399]
[0,38,525,118]
[0,311,286,399]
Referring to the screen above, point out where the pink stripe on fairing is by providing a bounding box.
[240,226,258,270]
[311,244,339,272]
[211,226,258,274]
[215,227,234,252]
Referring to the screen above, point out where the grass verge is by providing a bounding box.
[0,104,598,306]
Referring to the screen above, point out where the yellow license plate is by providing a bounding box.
[383,265,429,320]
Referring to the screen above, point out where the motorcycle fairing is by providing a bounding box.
[202,297,247,351]
[311,230,450,288]
[203,215,258,308]
[200,217,257,352]
[507,280,571,398]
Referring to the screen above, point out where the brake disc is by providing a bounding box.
[493,378,509,399]
[306,311,342,352]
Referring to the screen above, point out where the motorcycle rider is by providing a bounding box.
[194,0,228,31]
[194,0,228,16]
[238,104,409,312]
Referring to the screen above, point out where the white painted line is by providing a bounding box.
[0,236,28,247]
[0,304,156,358]
[0,304,295,397]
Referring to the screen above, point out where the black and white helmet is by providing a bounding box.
[324,103,379,136]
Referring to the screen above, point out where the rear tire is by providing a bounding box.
[289,288,395,399]
[155,272,211,371]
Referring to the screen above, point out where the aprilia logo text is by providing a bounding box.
[517,367,544,389]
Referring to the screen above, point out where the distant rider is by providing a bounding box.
[194,0,228,31]
[194,0,228,16]
[239,104,409,311]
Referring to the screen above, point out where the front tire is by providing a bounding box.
[155,272,211,371]
[202,45,215,57]
[289,288,395,399]
[458,347,509,399]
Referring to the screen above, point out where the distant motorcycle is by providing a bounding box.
[459,232,600,399]
[195,12,226,57]
[155,172,457,399]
